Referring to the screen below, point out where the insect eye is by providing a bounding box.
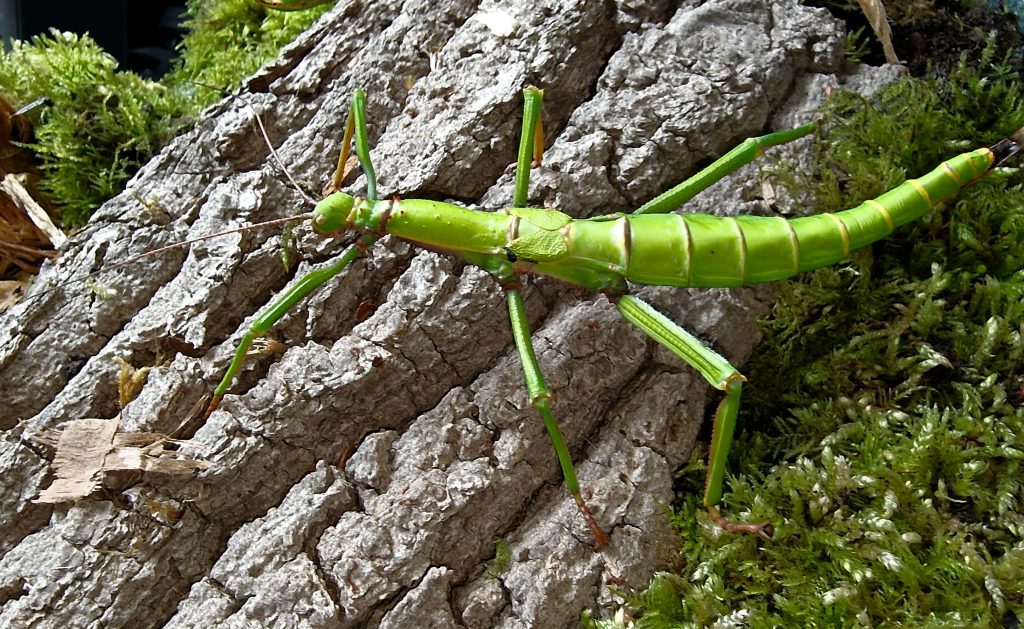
[312,213,331,234]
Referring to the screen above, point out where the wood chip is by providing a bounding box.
[34,418,209,503]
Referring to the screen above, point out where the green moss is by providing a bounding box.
[0,1,330,228]
[485,537,513,578]
[163,0,332,99]
[588,52,1024,627]
[0,31,192,226]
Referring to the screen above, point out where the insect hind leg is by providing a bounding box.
[632,124,816,216]
[616,294,772,539]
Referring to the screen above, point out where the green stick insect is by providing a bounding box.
[202,86,1022,549]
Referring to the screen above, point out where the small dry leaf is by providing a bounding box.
[0,279,25,310]
[0,173,65,248]
[250,337,288,358]
[34,418,210,504]
[0,170,60,310]
[323,155,361,196]
[115,356,152,409]
[760,174,778,208]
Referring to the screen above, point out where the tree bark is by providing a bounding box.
[0,0,848,626]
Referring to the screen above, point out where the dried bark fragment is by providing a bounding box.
[34,418,209,503]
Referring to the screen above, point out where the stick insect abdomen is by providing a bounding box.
[788,145,993,271]
[561,144,997,289]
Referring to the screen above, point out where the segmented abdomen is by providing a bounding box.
[570,146,994,288]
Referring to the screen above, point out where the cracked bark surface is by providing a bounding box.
[0,0,851,626]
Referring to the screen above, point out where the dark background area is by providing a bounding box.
[0,0,187,77]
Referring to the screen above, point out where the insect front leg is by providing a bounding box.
[617,294,772,539]
[208,90,382,417]
[328,90,378,200]
[205,241,373,418]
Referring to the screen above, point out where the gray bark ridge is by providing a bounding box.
[0,0,845,626]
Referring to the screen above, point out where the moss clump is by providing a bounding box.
[163,0,332,97]
[587,53,1024,627]
[0,31,192,227]
[0,1,331,228]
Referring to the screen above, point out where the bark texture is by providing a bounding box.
[0,0,849,625]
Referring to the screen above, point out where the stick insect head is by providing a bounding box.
[312,191,355,234]
[993,128,1024,165]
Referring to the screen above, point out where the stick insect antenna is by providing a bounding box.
[13,212,313,307]
[11,84,328,309]
[251,107,318,206]
[91,212,315,276]
[192,81,320,207]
